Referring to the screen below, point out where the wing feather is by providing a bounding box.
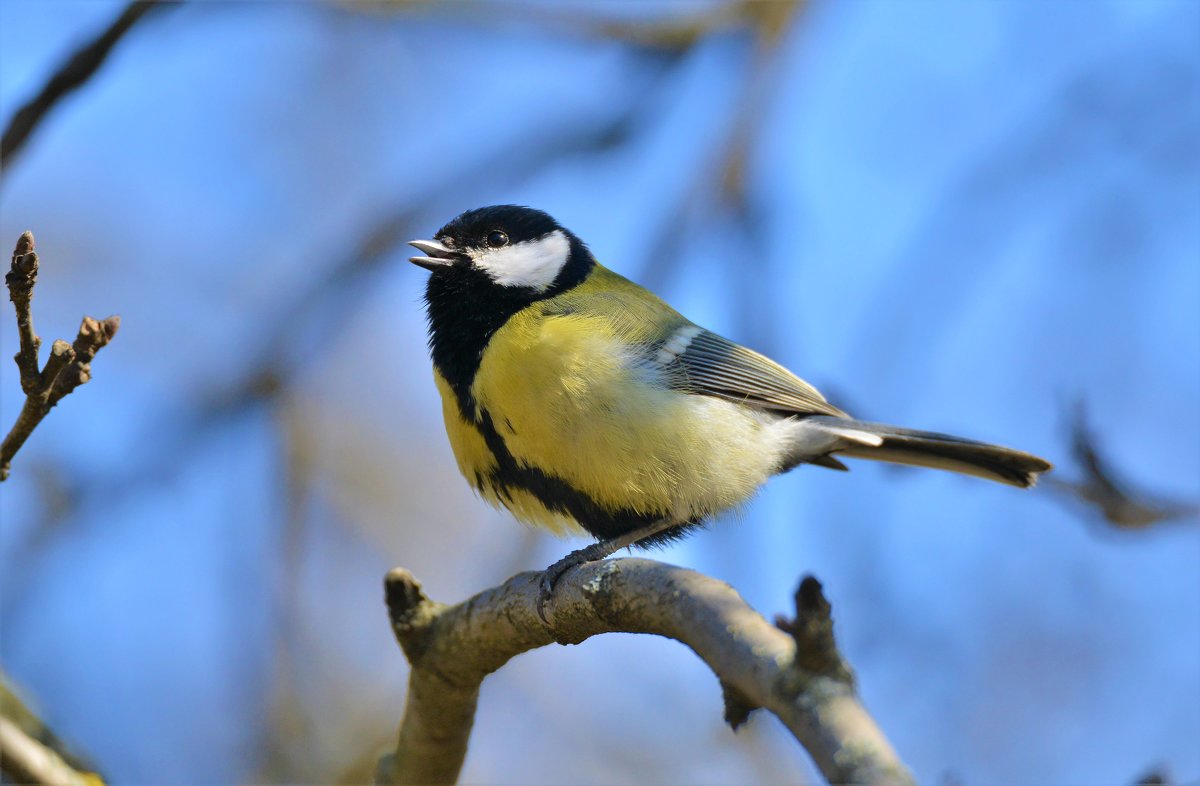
[663,330,847,418]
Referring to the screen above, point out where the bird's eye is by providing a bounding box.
[486,230,509,248]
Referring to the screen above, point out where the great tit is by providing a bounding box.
[409,205,1051,616]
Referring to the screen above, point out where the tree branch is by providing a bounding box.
[0,717,101,786]
[1048,401,1198,529]
[1,1,161,167]
[1,673,104,786]
[377,558,914,786]
[2,232,120,481]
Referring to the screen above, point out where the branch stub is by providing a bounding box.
[776,575,854,684]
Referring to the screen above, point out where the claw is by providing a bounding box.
[536,543,606,625]
[536,556,577,624]
[536,574,555,625]
[535,527,676,624]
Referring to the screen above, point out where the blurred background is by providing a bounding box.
[1,1,1197,784]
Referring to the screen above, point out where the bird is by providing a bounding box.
[408,205,1052,619]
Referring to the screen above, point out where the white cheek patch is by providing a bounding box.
[470,230,571,291]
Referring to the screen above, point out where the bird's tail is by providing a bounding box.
[791,416,1052,488]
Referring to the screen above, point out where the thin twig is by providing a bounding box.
[1,1,161,166]
[7,231,42,392]
[1,232,120,481]
[378,558,914,786]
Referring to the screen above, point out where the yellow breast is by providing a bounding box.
[432,266,781,537]
[434,370,584,535]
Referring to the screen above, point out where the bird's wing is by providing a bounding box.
[661,329,847,418]
[544,265,846,418]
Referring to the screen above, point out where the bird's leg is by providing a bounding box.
[537,519,678,624]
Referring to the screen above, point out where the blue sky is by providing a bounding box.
[1,1,1197,784]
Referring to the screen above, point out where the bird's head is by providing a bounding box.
[409,205,590,294]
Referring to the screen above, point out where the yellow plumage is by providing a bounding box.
[433,265,783,535]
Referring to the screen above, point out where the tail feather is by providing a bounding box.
[795,416,1052,488]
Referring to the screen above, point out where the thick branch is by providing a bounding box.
[1,1,160,166]
[378,559,914,786]
[2,232,120,481]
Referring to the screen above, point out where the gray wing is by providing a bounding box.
[660,328,847,418]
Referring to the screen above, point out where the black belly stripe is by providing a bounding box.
[474,409,700,543]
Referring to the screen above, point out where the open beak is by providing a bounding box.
[408,239,460,271]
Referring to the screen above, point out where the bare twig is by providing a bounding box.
[378,559,914,786]
[1,232,120,481]
[1,1,161,166]
[7,231,43,392]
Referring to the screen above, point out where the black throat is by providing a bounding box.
[424,239,594,421]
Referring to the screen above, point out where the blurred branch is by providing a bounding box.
[515,0,797,52]
[1,1,162,167]
[377,559,914,786]
[636,0,806,342]
[1049,402,1198,529]
[346,0,792,54]
[1,673,104,786]
[1,232,120,481]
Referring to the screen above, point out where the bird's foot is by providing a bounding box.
[537,542,611,625]
[536,520,679,625]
